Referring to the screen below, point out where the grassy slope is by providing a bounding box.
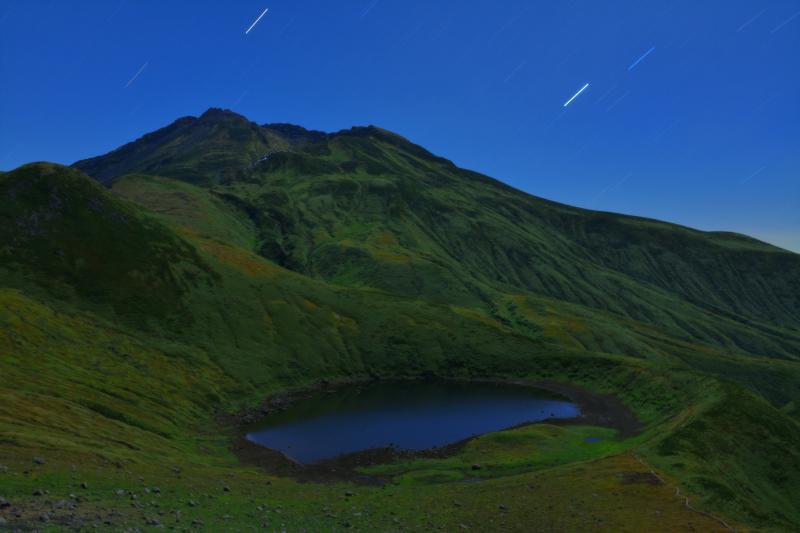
[71,110,800,529]
[74,110,800,337]
[105,172,800,414]
[96,115,800,409]
[0,289,231,462]
[0,163,216,331]
[0,113,797,531]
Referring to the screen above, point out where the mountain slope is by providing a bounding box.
[0,163,217,329]
[74,109,800,368]
[1,111,799,530]
[3,163,575,396]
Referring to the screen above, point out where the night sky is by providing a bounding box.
[1,1,798,251]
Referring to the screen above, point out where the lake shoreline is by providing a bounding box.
[229,376,642,484]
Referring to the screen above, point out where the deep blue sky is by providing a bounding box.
[1,1,798,251]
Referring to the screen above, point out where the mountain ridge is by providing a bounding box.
[2,110,800,530]
[74,108,791,253]
[73,109,800,342]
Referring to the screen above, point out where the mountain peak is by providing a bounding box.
[73,108,454,185]
[198,107,249,122]
[74,108,276,185]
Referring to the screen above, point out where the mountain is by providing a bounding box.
[2,109,799,531]
[75,109,800,382]
[73,109,327,186]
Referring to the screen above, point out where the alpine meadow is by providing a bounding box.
[1,106,799,531]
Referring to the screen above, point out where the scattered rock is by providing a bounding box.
[33,457,45,465]
[0,496,10,508]
[191,519,203,527]
[146,517,161,526]
[54,499,70,509]
[116,489,126,496]
[499,504,509,511]
[223,485,231,492]
[0,464,8,473]
[471,464,481,471]
[344,490,355,497]
[0,517,6,526]
[81,482,89,489]
[187,500,197,507]
[40,513,50,522]
[33,488,45,496]
[151,487,160,494]
[452,500,463,507]
[459,525,469,530]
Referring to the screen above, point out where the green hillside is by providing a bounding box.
[78,109,800,402]
[1,109,799,531]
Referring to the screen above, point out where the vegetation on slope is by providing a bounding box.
[79,110,800,403]
[1,110,799,530]
[0,163,216,330]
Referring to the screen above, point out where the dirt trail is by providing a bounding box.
[633,453,738,532]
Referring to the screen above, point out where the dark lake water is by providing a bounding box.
[246,381,580,464]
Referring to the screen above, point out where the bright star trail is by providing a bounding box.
[563,83,589,107]
[245,7,269,35]
[124,61,148,88]
[628,47,655,71]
